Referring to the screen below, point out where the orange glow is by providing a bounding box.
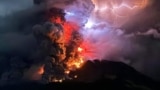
[49,14,84,70]
[52,78,64,83]
[79,41,98,60]
[49,13,79,44]
[66,56,85,70]
[38,65,44,75]
[134,0,149,8]
[64,70,70,74]
[77,47,83,52]
[47,9,87,80]
[63,22,79,44]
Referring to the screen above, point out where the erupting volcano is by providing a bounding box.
[31,0,152,83]
[1,0,160,89]
[33,8,85,82]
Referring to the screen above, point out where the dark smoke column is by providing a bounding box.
[44,23,66,83]
[33,7,67,83]
[42,8,67,83]
[32,0,94,83]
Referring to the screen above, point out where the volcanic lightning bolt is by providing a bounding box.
[33,0,150,83]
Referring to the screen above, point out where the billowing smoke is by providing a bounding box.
[61,0,150,60]
[0,0,33,16]
[0,0,160,86]
[56,0,160,81]
[0,0,45,85]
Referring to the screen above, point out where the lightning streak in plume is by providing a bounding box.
[86,0,149,27]
[74,0,149,60]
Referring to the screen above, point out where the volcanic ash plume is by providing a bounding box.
[73,0,151,60]
[31,0,95,83]
[32,7,86,83]
[31,0,154,83]
[33,22,65,83]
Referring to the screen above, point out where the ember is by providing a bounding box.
[77,47,83,53]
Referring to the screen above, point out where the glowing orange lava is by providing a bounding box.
[65,46,86,71]
[49,13,85,71]
[77,47,83,52]
[66,56,84,70]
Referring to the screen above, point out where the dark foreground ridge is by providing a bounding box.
[1,60,160,90]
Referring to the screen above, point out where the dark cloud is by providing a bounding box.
[0,0,33,16]
[122,0,160,33]
[0,0,160,86]
[116,0,160,81]
[0,0,44,85]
